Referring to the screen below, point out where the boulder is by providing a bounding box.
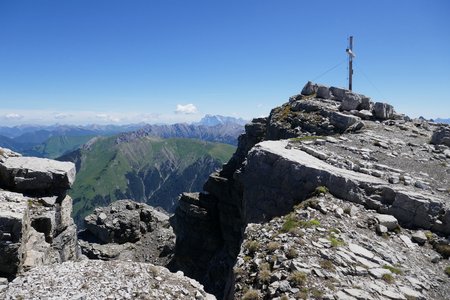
[373,102,394,120]
[0,156,76,195]
[301,81,318,96]
[330,86,347,101]
[360,97,373,110]
[430,126,450,147]
[374,214,398,231]
[316,85,331,99]
[329,112,361,131]
[340,92,362,111]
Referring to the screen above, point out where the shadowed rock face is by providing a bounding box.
[78,199,175,266]
[169,82,450,299]
[0,147,79,280]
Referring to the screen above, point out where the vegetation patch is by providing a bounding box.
[244,240,260,255]
[314,186,329,196]
[267,241,280,253]
[286,247,299,259]
[329,236,346,247]
[289,271,307,287]
[258,269,271,283]
[445,266,450,277]
[382,273,395,284]
[320,259,335,270]
[434,243,450,258]
[242,289,260,300]
[383,265,403,275]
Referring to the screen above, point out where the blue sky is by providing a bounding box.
[0,0,449,125]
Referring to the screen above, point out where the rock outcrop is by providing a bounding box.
[169,82,450,299]
[0,147,79,280]
[79,199,175,265]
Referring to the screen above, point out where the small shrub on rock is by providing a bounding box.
[383,265,402,275]
[286,247,299,259]
[242,289,260,300]
[314,186,329,196]
[382,273,395,284]
[267,241,280,253]
[258,269,271,283]
[289,271,307,287]
[245,240,260,255]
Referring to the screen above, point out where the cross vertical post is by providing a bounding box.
[346,36,354,91]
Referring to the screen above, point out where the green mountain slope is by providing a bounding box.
[61,136,235,225]
[30,135,96,158]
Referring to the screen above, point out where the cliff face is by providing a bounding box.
[0,148,216,300]
[169,82,450,299]
[0,147,79,279]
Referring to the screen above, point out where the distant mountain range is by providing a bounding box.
[58,135,236,225]
[0,115,247,158]
[434,118,450,124]
[196,114,247,127]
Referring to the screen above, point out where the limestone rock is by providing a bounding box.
[0,156,76,195]
[340,92,362,111]
[374,214,399,231]
[301,81,318,96]
[79,199,175,265]
[329,112,361,132]
[431,126,450,147]
[373,102,394,120]
[316,85,331,99]
[4,260,216,300]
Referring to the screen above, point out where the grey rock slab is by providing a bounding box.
[348,243,375,260]
[382,290,406,300]
[368,267,391,279]
[0,157,76,194]
[411,231,427,245]
[344,288,372,300]
[373,102,394,120]
[329,112,361,131]
[431,126,450,147]
[399,286,424,300]
[374,214,399,231]
[242,140,385,223]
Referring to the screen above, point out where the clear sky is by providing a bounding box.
[0,0,449,125]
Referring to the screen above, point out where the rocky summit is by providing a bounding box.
[1,81,450,299]
[169,82,450,299]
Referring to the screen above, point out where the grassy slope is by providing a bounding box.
[70,136,235,221]
[32,135,95,158]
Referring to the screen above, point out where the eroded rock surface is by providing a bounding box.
[3,260,216,300]
[0,147,79,280]
[169,82,450,299]
[234,194,449,299]
[79,199,175,265]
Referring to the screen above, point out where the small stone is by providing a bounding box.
[374,214,398,231]
[376,224,388,235]
[411,231,427,245]
[348,243,375,260]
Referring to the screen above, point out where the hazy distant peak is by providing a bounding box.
[196,114,248,127]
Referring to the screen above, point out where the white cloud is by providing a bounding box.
[175,103,198,114]
[4,113,23,120]
[95,113,121,123]
[54,113,73,119]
